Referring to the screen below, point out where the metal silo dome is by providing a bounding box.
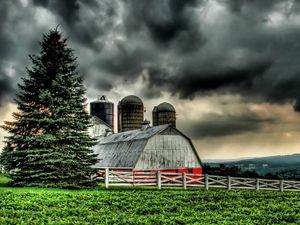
[156,102,176,112]
[120,95,143,105]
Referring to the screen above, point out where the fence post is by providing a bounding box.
[205,174,209,190]
[255,178,259,191]
[280,179,284,192]
[182,173,187,190]
[105,168,109,189]
[132,171,135,186]
[227,176,231,190]
[157,171,161,190]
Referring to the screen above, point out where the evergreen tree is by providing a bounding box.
[0,28,98,188]
[0,144,14,173]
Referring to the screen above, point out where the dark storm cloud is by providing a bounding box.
[0,1,26,105]
[0,2,17,59]
[0,0,117,105]
[32,0,80,24]
[0,74,13,106]
[180,111,276,139]
[2,0,300,112]
[98,42,155,76]
[225,0,283,14]
[147,60,273,99]
[32,0,117,50]
[124,0,204,51]
[110,0,300,111]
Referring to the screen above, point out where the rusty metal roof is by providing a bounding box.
[93,124,170,168]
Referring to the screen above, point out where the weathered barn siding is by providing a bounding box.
[135,135,200,170]
[92,124,202,171]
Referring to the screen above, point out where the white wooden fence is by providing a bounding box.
[92,168,300,192]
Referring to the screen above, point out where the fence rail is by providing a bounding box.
[92,168,300,192]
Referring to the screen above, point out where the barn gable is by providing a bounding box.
[92,124,202,170]
[134,128,201,170]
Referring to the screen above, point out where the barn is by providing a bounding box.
[93,123,202,174]
[89,116,113,137]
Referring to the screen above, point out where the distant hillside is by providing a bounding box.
[205,154,300,164]
[205,154,300,179]
[231,154,300,165]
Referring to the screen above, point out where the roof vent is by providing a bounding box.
[97,95,109,102]
[141,120,150,130]
[104,128,113,137]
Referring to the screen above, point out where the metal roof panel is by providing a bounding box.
[93,124,170,168]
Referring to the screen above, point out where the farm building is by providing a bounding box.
[93,123,202,174]
[89,116,113,137]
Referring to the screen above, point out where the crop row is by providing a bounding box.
[1,186,300,225]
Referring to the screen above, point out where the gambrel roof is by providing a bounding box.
[92,124,201,168]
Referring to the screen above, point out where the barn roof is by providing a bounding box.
[90,116,113,130]
[97,124,169,143]
[93,124,170,168]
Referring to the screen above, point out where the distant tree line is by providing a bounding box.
[202,164,281,180]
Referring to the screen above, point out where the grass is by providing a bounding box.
[1,174,300,225]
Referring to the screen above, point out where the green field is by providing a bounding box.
[0,174,300,225]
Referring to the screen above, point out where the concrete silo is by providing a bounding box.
[118,95,144,132]
[152,102,176,128]
[90,96,114,131]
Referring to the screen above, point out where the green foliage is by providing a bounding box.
[0,174,11,187]
[203,164,281,180]
[0,28,97,188]
[0,185,300,225]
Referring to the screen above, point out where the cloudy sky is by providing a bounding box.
[1,0,300,160]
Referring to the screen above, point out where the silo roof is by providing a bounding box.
[156,102,176,112]
[91,95,113,104]
[120,95,143,105]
